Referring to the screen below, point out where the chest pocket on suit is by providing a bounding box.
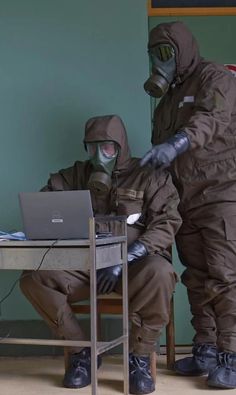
[175,102,195,131]
[116,188,144,216]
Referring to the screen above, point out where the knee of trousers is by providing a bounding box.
[20,270,55,295]
[142,255,178,290]
[20,271,35,295]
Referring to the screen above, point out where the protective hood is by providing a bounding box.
[148,21,201,83]
[84,114,131,172]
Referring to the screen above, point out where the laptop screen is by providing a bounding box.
[19,190,93,240]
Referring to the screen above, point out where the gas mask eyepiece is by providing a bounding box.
[144,43,176,98]
[86,141,118,193]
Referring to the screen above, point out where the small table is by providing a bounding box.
[0,217,129,395]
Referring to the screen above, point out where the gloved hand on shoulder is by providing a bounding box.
[140,131,190,168]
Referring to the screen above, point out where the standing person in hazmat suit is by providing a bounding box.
[141,21,236,389]
[20,114,181,394]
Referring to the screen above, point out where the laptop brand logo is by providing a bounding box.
[51,211,64,223]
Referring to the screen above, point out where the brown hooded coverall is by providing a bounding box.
[149,22,236,353]
[20,115,181,355]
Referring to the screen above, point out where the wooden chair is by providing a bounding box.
[64,293,175,382]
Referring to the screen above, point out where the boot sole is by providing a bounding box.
[175,369,208,377]
[207,380,236,389]
[63,381,91,389]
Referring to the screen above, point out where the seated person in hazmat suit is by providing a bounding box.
[20,114,182,395]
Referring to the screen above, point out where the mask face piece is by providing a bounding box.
[144,43,176,98]
[86,141,118,193]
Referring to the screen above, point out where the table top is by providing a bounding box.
[0,235,127,271]
[0,235,127,248]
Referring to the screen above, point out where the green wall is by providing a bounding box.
[0,1,235,346]
[0,0,150,322]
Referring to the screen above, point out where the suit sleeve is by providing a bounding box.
[40,163,81,191]
[138,170,182,255]
[184,70,236,149]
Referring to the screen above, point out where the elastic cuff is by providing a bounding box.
[129,324,161,355]
[168,130,190,155]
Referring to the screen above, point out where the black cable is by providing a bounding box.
[33,239,59,272]
[0,240,59,338]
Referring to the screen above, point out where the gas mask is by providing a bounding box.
[86,141,119,193]
[144,43,176,98]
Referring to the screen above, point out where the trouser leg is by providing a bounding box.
[200,215,236,352]
[20,270,90,353]
[176,223,217,345]
[177,214,236,352]
[116,255,177,355]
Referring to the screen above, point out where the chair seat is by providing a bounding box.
[97,292,122,299]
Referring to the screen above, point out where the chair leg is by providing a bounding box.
[64,347,70,370]
[150,351,157,382]
[166,296,175,370]
[97,311,102,340]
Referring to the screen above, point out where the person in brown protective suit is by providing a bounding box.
[141,21,236,389]
[20,114,181,395]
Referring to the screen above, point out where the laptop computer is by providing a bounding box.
[18,190,93,240]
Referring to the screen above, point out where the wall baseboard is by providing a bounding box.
[160,345,192,355]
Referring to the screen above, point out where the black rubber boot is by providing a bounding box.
[63,347,102,388]
[174,343,217,376]
[129,353,155,395]
[207,352,236,389]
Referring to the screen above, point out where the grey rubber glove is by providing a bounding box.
[140,131,190,168]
